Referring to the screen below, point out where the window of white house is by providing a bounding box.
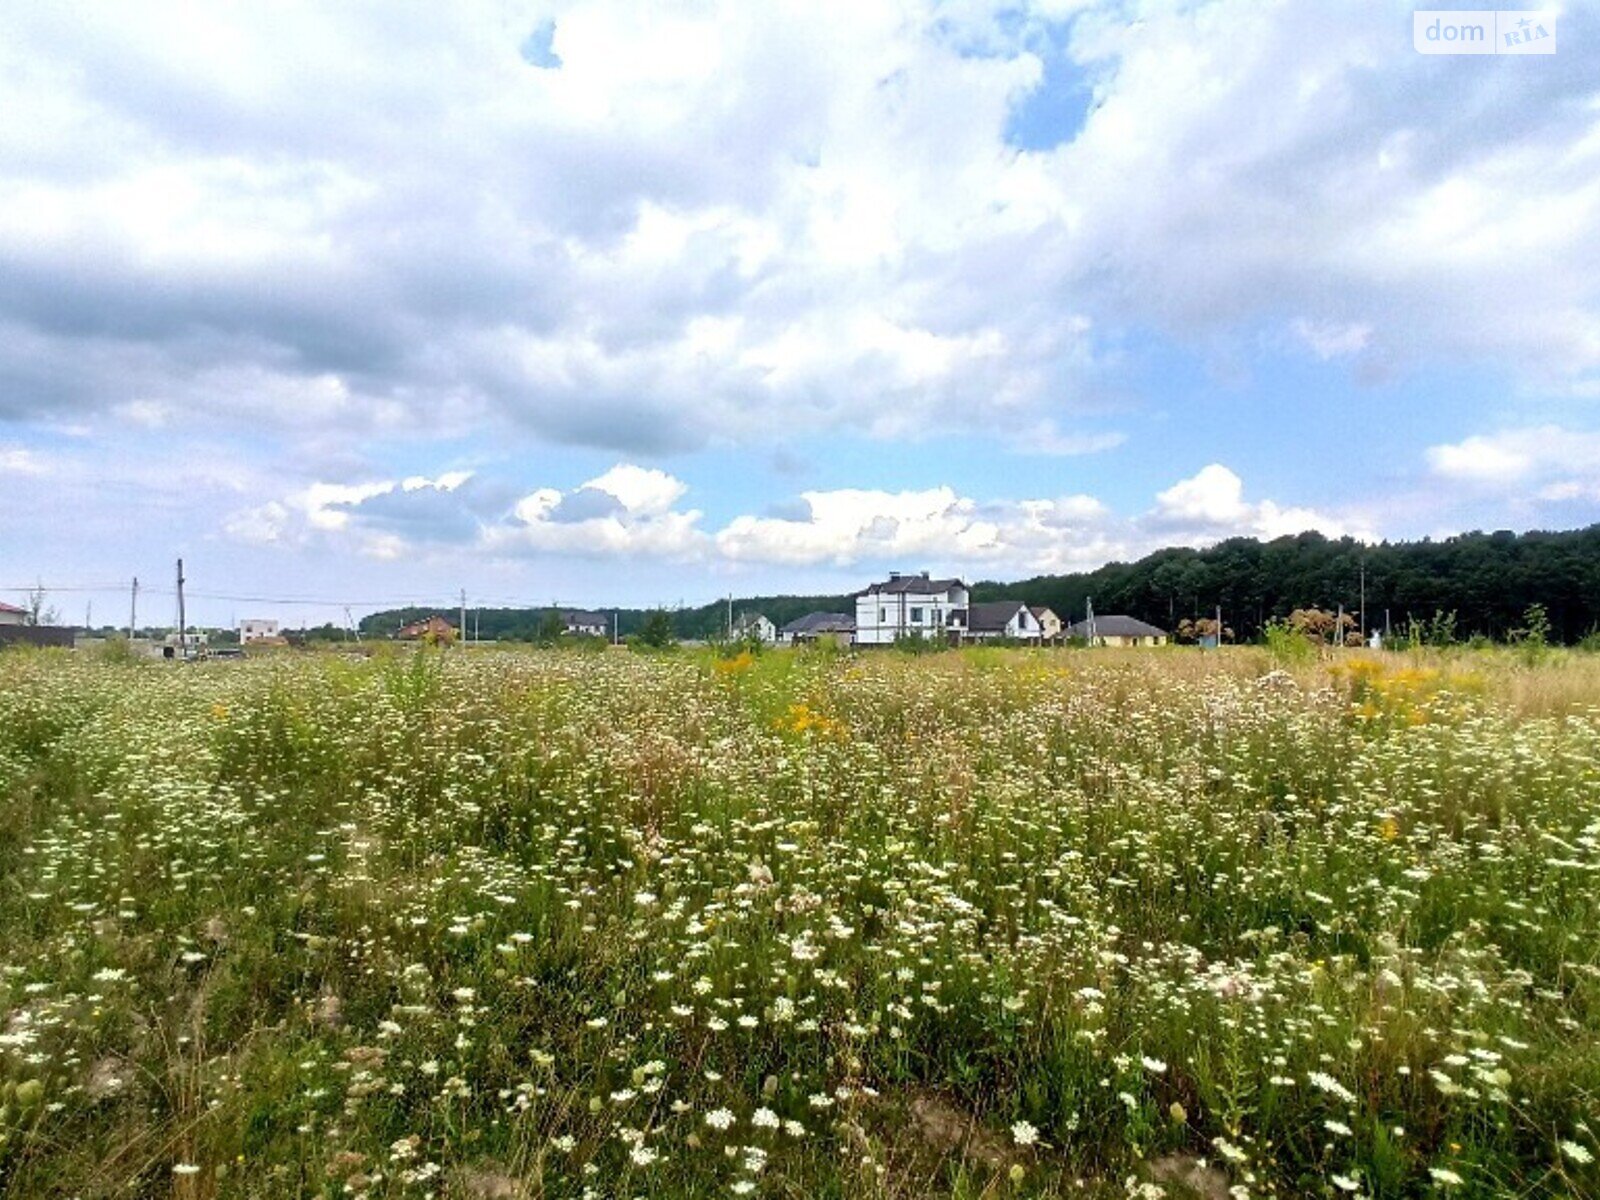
[910,606,923,622]
[879,607,886,622]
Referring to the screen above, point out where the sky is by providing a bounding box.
[1,1,1598,628]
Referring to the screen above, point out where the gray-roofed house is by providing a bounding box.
[779,611,855,647]
[854,572,969,645]
[1065,615,1170,647]
[954,601,1041,643]
[561,610,610,638]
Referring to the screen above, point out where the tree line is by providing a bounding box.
[971,525,1600,644]
[356,524,1600,646]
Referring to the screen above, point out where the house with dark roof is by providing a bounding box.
[950,601,1041,643]
[854,572,969,645]
[1065,615,1170,646]
[779,611,855,646]
[560,609,610,638]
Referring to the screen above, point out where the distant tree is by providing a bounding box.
[24,584,59,627]
[420,622,456,648]
[1509,602,1551,663]
[535,610,566,646]
[635,609,677,649]
[1285,608,1356,646]
[1177,616,1234,644]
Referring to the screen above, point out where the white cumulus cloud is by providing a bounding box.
[1427,426,1600,503]
[225,459,1369,576]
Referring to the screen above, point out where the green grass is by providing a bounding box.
[0,645,1597,1198]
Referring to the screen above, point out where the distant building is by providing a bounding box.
[1066,615,1169,647]
[161,630,210,659]
[855,573,970,645]
[560,610,610,638]
[1030,606,1063,642]
[0,601,26,627]
[239,618,280,644]
[956,601,1041,643]
[731,612,778,644]
[780,612,855,646]
[397,615,456,641]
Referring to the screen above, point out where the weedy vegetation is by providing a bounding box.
[1,645,1598,1198]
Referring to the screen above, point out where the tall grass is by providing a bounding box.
[0,646,1596,1197]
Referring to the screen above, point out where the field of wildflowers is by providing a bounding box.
[1,645,1597,1198]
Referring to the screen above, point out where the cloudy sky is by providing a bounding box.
[2,1,1597,626]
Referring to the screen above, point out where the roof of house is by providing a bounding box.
[732,612,772,630]
[560,609,608,625]
[0,601,28,615]
[398,614,455,634]
[1029,606,1058,621]
[967,601,1029,633]
[781,611,855,634]
[1067,615,1169,639]
[859,573,965,597]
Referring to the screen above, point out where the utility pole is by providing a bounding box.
[344,606,362,644]
[85,600,92,630]
[1359,562,1367,645]
[459,588,467,649]
[176,558,188,660]
[129,576,138,640]
[1216,604,1223,649]
[613,611,619,646]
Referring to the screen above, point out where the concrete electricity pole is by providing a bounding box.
[176,559,188,660]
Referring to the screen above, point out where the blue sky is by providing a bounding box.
[1,1,1598,627]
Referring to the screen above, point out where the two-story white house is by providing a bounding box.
[854,573,970,646]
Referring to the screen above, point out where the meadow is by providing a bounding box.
[0,644,1597,1199]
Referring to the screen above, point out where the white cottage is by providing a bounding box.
[731,612,778,644]
[854,573,970,646]
[958,601,1041,643]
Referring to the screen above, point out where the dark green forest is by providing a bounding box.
[972,526,1600,643]
[357,525,1600,645]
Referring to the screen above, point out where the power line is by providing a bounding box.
[0,580,710,619]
